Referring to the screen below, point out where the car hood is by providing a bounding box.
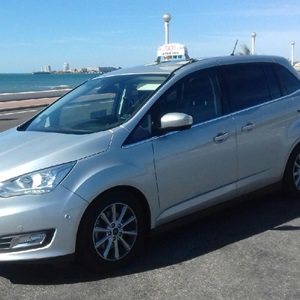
[0,128,113,182]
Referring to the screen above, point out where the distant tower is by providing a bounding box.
[63,63,70,72]
[291,41,295,66]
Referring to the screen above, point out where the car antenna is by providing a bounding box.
[230,40,238,56]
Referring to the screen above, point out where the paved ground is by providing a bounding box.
[0,195,299,300]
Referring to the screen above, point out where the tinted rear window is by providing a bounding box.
[221,63,271,112]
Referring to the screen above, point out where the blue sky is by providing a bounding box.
[1,0,299,73]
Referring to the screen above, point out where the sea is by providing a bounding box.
[0,73,100,94]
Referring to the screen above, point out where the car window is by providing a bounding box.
[263,64,282,99]
[221,63,271,112]
[23,74,167,134]
[158,68,222,124]
[126,68,222,144]
[273,64,300,95]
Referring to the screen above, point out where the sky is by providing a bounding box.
[0,0,299,73]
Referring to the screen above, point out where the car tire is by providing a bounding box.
[76,189,146,272]
[284,144,300,197]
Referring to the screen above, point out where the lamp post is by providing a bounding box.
[291,41,295,66]
[251,32,256,55]
[163,13,171,44]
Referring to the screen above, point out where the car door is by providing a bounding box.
[151,68,237,225]
[220,62,298,195]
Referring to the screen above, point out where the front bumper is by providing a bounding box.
[0,184,88,261]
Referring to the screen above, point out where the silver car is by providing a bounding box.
[1,54,300,271]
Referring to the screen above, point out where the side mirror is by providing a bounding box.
[160,113,193,131]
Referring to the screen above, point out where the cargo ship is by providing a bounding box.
[32,71,51,75]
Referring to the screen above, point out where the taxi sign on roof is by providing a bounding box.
[156,43,190,63]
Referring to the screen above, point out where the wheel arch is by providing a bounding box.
[283,140,300,175]
[76,185,151,244]
[283,141,300,197]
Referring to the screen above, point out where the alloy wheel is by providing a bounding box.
[92,202,138,261]
[293,154,300,190]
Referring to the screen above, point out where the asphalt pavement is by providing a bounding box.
[0,194,299,299]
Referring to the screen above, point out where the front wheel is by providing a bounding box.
[284,145,300,197]
[76,190,146,272]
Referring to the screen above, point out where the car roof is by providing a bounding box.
[101,60,191,77]
[99,55,293,78]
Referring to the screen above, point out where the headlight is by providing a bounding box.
[0,162,75,198]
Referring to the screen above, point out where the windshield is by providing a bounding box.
[23,74,167,134]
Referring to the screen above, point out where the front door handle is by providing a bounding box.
[213,132,229,143]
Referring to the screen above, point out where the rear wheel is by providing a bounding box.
[284,145,300,197]
[76,190,146,272]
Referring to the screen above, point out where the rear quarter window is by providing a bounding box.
[273,64,300,95]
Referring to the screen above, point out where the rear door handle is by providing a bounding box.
[241,122,255,132]
[213,132,229,143]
